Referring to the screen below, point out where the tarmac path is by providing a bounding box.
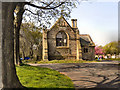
[29,60,120,89]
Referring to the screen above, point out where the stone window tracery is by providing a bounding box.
[56,31,67,46]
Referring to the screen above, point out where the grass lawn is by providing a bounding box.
[23,59,100,64]
[104,58,120,61]
[16,64,75,89]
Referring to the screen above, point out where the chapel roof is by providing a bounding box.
[80,34,95,47]
[48,15,73,31]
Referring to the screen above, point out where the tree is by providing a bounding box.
[20,23,42,60]
[103,41,118,55]
[2,1,80,88]
[2,2,23,88]
[95,46,104,55]
[14,3,25,65]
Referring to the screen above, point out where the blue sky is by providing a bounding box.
[24,0,118,46]
[67,1,118,46]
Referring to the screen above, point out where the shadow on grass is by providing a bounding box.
[3,88,119,90]
[3,88,75,90]
[20,63,31,66]
[27,88,75,90]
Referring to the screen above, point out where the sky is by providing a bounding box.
[24,0,118,46]
[67,1,118,46]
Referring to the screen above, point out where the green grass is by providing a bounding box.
[104,58,120,61]
[23,59,99,64]
[16,64,75,89]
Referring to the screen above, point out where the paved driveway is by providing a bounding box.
[29,61,120,89]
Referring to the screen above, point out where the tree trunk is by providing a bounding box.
[30,43,33,59]
[22,50,25,59]
[2,2,23,89]
[14,3,25,65]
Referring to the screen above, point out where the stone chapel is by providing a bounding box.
[42,16,95,61]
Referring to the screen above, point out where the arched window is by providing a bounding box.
[56,31,67,46]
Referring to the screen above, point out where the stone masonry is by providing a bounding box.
[42,16,95,61]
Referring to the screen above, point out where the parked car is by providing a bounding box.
[24,57,30,60]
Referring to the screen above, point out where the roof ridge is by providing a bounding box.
[49,15,74,32]
[80,34,95,46]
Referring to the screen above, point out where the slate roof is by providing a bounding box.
[80,34,95,47]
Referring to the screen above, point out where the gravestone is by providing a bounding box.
[0,1,3,89]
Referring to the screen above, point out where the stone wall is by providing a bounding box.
[43,16,95,61]
[42,29,48,61]
[47,18,78,60]
[82,46,95,60]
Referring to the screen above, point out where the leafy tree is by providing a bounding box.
[95,46,104,55]
[20,23,42,60]
[103,41,118,55]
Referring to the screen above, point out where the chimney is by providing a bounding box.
[71,19,77,28]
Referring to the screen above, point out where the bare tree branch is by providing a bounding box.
[45,0,55,8]
[24,2,65,10]
[25,9,38,15]
[40,1,55,8]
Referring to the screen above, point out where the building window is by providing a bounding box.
[56,31,67,46]
[84,48,88,53]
